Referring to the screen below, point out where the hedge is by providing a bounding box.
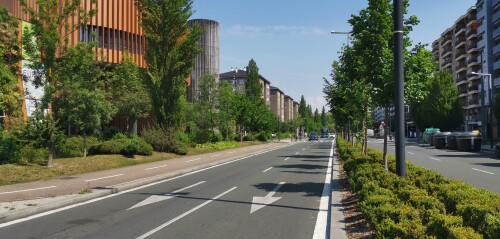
[337,138,498,239]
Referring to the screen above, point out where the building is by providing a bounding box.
[187,19,219,102]
[293,101,300,120]
[0,0,147,122]
[270,86,285,122]
[219,69,271,106]
[475,0,500,138]
[432,6,480,131]
[283,95,294,122]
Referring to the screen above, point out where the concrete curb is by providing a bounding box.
[0,142,293,224]
[330,144,348,239]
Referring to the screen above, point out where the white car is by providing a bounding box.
[328,133,336,138]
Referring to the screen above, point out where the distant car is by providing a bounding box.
[328,133,336,138]
[320,133,327,138]
[308,132,319,141]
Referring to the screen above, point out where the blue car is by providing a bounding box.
[308,132,319,141]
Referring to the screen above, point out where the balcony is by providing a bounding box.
[469,85,480,94]
[441,35,452,46]
[455,49,467,60]
[466,42,478,53]
[432,44,439,52]
[456,76,467,85]
[466,28,477,39]
[441,47,452,57]
[442,58,452,68]
[467,57,479,67]
[455,27,466,37]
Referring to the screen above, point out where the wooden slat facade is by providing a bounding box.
[0,0,146,67]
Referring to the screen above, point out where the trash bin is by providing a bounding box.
[423,128,440,144]
[429,131,440,147]
[446,132,460,150]
[433,132,451,149]
[456,132,482,152]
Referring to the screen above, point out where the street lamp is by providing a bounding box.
[331,30,353,45]
[471,71,493,149]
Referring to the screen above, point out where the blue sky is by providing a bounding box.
[191,0,477,111]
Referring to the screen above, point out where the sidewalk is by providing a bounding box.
[0,142,291,223]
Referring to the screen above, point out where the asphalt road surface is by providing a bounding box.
[368,138,500,194]
[0,140,335,239]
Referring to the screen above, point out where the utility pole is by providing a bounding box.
[394,0,406,177]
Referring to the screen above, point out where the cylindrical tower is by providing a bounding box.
[187,19,220,102]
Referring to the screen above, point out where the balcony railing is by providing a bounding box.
[441,47,452,56]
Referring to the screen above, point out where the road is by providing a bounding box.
[368,138,500,194]
[0,140,335,239]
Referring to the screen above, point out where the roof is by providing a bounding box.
[219,69,271,84]
[270,86,284,94]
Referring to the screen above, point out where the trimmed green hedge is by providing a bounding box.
[337,138,499,239]
[196,141,239,150]
[90,136,153,156]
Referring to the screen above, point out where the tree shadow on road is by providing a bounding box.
[252,182,324,197]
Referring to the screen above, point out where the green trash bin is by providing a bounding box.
[456,132,482,152]
[423,128,440,144]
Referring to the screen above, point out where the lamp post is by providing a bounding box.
[331,30,353,45]
[471,71,493,148]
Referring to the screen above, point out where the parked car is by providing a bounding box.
[328,133,336,138]
[308,132,319,141]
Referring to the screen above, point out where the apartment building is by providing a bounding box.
[432,6,480,131]
[270,86,285,122]
[283,95,294,122]
[293,101,300,120]
[219,69,271,106]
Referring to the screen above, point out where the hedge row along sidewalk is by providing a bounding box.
[337,138,500,239]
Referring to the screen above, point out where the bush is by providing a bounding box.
[336,138,493,238]
[196,141,239,150]
[100,126,122,140]
[56,136,99,158]
[90,136,153,156]
[123,136,153,156]
[256,131,268,142]
[243,134,254,141]
[19,144,48,165]
[0,132,20,164]
[90,138,129,155]
[141,127,188,155]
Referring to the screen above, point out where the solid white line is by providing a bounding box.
[430,157,441,162]
[185,158,201,163]
[0,186,56,195]
[407,152,415,155]
[472,168,495,175]
[136,187,237,239]
[0,144,292,228]
[85,174,124,182]
[145,165,168,170]
[312,140,334,239]
[295,152,299,155]
[302,148,306,151]
[263,167,273,173]
[284,157,290,161]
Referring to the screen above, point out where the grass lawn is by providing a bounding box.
[0,141,266,186]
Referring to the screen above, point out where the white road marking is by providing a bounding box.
[136,187,237,239]
[407,152,415,155]
[262,167,273,173]
[472,168,495,175]
[312,140,334,239]
[302,148,306,151]
[210,154,221,158]
[128,181,206,210]
[0,144,292,228]
[85,174,124,182]
[145,165,168,170]
[250,182,285,214]
[430,157,441,162]
[185,158,201,163]
[284,157,290,161]
[294,152,299,155]
[0,186,56,195]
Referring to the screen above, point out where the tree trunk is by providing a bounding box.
[129,119,138,136]
[383,107,389,171]
[83,132,88,159]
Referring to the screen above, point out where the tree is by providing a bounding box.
[218,81,236,141]
[245,59,262,100]
[0,7,22,122]
[20,0,97,166]
[411,70,463,131]
[193,73,219,143]
[321,106,327,127]
[56,43,116,158]
[136,0,202,132]
[111,55,151,135]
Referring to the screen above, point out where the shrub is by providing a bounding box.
[141,127,188,155]
[100,126,122,140]
[90,138,129,155]
[196,141,239,150]
[0,132,20,164]
[243,134,254,141]
[19,144,48,165]
[56,136,99,158]
[123,136,153,156]
[256,131,268,142]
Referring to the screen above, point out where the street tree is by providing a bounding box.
[111,55,151,135]
[136,0,202,131]
[411,70,463,131]
[193,73,219,143]
[20,0,97,166]
[218,81,236,141]
[245,59,262,100]
[56,43,116,158]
